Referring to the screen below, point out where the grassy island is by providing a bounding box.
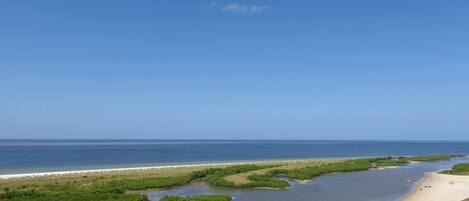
[399,155,464,162]
[0,155,464,201]
[441,163,469,175]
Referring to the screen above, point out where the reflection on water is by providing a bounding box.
[148,157,469,201]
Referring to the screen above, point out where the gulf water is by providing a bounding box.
[1,140,469,174]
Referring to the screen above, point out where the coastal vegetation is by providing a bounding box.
[398,155,464,162]
[373,158,408,166]
[204,165,279,188]
[441,163,469,175]
[0,155,463,201]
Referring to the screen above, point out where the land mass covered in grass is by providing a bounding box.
[399,155,464,162]
[0,155,463,201]
[441,163,469,175]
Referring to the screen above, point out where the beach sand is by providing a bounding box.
[0,158,341,180]
[0,161,272,180]
[401,173,469,201]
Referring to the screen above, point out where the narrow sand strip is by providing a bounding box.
[401,173,469,201]
[0,159,319,180]
[0,162,259,180]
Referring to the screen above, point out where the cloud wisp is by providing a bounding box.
[220,3,270,14]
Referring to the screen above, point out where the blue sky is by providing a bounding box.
[1,0,468,140]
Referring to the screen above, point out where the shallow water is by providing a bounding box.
[147,157,469,201]
[2,140,469,174]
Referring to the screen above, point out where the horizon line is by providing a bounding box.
[1,138,469,142]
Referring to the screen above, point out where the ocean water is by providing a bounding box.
[1,140,469,174]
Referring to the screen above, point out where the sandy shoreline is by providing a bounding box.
[0,159,323,180]
[0,162,260,179]
[401,172,469,201]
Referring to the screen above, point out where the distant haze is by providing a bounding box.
[1,0,468,140]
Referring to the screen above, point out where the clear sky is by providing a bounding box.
[1,0,468,140]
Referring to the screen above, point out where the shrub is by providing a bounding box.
[441,163,469,175]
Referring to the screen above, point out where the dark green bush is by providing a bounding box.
[441,163,469,175]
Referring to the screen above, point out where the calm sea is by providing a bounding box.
[1,140,469,174]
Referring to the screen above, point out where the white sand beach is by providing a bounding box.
[0,159,322,180]
[402,173,469,201]
[0,161,262,180]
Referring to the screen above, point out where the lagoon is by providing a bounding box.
[148,157,469,201]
